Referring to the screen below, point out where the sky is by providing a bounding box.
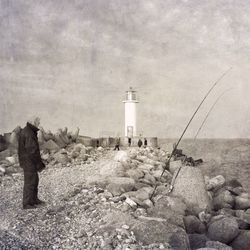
[0,0,250,138]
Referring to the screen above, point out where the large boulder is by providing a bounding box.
[188,234,208,250]
[172,167,211,210]
[207,216,239,244]
[148,196,185,228]
[154,195,187,215]
[184,215,206,234]
[106,177,135,196]
[230,230,250,250]
[131,217,190,250]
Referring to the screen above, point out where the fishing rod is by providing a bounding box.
[150,67,232,200]
[194,88,234,139]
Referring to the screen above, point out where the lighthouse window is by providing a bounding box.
[126,91,136,101]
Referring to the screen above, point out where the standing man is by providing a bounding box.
[18,117,46,209]
[128,137,131,147]
[138,139,143,148]
[114,137,120,151]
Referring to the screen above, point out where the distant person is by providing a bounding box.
[18,117,46,209]
[128,137,131,147]
[96,140,100,148]
[144,138,148,147]
[114,137,120,151]
[138,139,143,148]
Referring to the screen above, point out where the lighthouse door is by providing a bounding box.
[127,126,133,138]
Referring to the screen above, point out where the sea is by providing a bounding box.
[158,138,250,193]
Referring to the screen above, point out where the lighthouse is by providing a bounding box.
[123,87,139,137]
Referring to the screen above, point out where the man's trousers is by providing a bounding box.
[23,171,39,206]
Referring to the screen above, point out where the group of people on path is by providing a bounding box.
[114,137,148,150]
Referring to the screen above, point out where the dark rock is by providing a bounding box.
[231,186,245,196]
[207,216,239,244]
[131,218,190,250]
[225,179,242,188]
[184,215,206,234]
[235,210,250,228]
[188,234,208,250]
[230,230,250,250]
[235,217,249,229]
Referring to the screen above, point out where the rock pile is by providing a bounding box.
[1,133,250,249]
[86,147,250,250]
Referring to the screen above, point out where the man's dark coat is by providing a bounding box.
[18,122,45,172]
[18,122,45,206]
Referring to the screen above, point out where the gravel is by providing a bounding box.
[0,149,173,250]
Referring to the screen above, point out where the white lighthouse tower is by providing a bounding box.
[123,87,139,137]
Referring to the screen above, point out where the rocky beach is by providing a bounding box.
[1,135,250,250]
